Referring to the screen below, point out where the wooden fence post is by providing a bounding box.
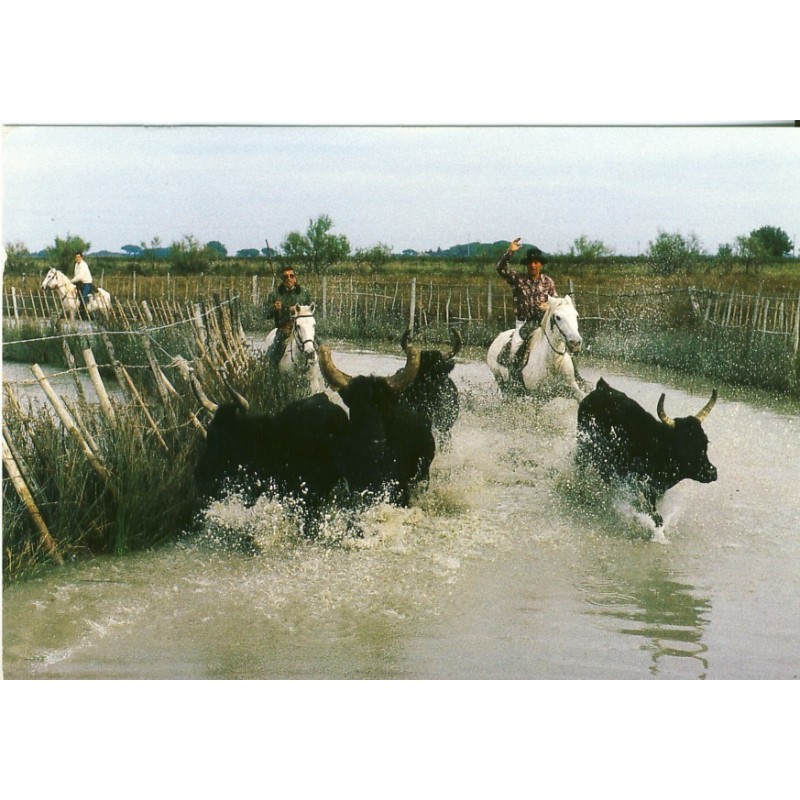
[409,277,416,333]
[60,338,88,404]
[97,330,133,402]
[30,364,112,485]
[2,432,64,565]
[82,347,117,423]
[794,290,800,357]
[117,364,168,450]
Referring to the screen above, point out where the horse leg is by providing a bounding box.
[559,356,585,401]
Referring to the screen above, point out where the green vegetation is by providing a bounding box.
[281,215,351,275]
[645,230,705,276]
[4,219,796,283]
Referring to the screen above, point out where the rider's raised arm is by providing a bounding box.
[496,236,523,285]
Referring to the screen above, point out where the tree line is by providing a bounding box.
[4,216,795,277]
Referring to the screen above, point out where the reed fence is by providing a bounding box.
[5,277,799,354]
[1,294,280,579]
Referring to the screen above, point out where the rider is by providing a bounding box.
[71,252,94,312]
[265,265,312,366]
[496,237,558,375]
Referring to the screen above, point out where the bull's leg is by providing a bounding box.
[643,487,664,529]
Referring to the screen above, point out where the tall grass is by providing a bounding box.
[1,329,316,584]
[2,388,206,583]
[584,320,798,396]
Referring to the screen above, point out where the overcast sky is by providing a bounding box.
[3,124,797,258]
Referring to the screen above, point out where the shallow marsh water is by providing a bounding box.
[3,347,799,679]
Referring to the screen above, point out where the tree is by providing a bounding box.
[46,234,91,272]
[140,236,166,269]
[748,226,793,258]
[206,240,228,258]
[4,240,34,273]
[734,233,771,273]
[568,235,614,261]
[121,244,143,256]
[237,249,262,258]
[281,215,351,274]
[646,230,704,276]
[714,243,736,273]
[169,235,213,273]
[354,243,393,272]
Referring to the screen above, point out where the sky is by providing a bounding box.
[2,124,798,259]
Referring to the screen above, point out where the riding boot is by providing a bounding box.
[511,338,529,378]
[268,330,287,367]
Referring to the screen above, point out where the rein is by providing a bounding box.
[289,315,317,365]
[45,271,78,302]
[543,312,568,355]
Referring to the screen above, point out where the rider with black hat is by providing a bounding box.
[496,237,558,374]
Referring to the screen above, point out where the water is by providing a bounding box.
[3,347,800,679]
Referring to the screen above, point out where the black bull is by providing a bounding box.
[194,345,436,531]
[576,378,718,528]
[398,328,461,446]
[318,344,436,507]
[195,392,350,514]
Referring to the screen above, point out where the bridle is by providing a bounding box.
[43,269,78,302]
[543,308,570,355]
[289,313,317,366]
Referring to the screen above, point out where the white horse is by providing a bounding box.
[263,303,324,393]
[41,267,111,320]
[487,295,590,401]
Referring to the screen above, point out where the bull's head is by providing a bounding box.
[400,327,462,362]
[319,344,421,394]
[657,388,718,485]
[657,389,718,429]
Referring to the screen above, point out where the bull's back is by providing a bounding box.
[577,379,660,464]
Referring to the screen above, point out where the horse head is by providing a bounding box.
[545,295,582,354]
[41,268,61,291]
[290,302,318,364]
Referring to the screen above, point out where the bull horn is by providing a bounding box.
[444,327,462,360]
[318,344,352,391]
[218,370,250,412]
[657,394,675,429]
[695,388,718,423]
[170,356,219,413]
[189,371,219,414]
[386,345,421,394]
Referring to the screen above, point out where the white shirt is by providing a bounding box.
[72,258,93,284]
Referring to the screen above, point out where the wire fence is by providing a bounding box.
[2,294,266,576]
[6,274,800,341]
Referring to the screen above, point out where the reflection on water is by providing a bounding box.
[582,567,711,679]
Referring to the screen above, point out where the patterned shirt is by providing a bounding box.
[496,249,557,322]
